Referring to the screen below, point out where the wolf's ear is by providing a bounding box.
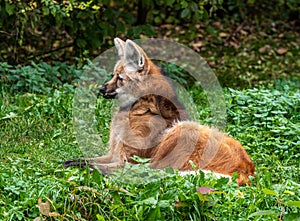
[114,38,125,57]
[124,40,145,73]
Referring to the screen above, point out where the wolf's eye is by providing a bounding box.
[117,74,124,81]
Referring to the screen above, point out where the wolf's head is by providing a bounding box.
[99,38,159,99]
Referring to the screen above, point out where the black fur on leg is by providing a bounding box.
[62,158,93,169]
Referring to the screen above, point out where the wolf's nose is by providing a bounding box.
[99,84,107,94]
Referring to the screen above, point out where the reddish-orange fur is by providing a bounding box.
[64,38,255,185]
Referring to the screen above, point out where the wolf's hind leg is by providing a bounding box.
[151,121,201,170]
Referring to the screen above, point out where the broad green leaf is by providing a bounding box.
[139,197,157,206]
[190,2,198,11]
[43,7,50,16]
[5,3,15,15]
[181,8,190,18]
[285,201,300,208]
[248,210,278,218]
[166,0,175,6]
[158,200,171,208]
[283,190,295,195]
[181,1,188,8]
[262,188,278,196]
[96,214,105,221]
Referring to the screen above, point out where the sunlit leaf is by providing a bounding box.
[276,47,288,55]
[262,188,278,196]
[248,210,278,218]
[285,201,300,208]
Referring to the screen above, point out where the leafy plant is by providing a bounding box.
[1,75,299,220]
[226,82,300,162]
[222,0,300,21]
[0,46,299,221]
[0,61,81,94]
[0,0,223,64]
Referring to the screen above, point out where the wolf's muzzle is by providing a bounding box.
[99,84,117,99]
[99,84,107,94]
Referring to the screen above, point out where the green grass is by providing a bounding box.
[0,77,299,220]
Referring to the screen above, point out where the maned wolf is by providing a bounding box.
[64,38,255,185]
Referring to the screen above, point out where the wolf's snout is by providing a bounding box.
[99,83,117,99]
[99,84,107,94]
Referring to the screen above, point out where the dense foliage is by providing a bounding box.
[1,0,299,64]
[0,0,222,64]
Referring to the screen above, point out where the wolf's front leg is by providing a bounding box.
[63,154,114,169]
[62,153,124,175]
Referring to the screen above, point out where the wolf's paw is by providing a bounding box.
[62,158,92,168]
